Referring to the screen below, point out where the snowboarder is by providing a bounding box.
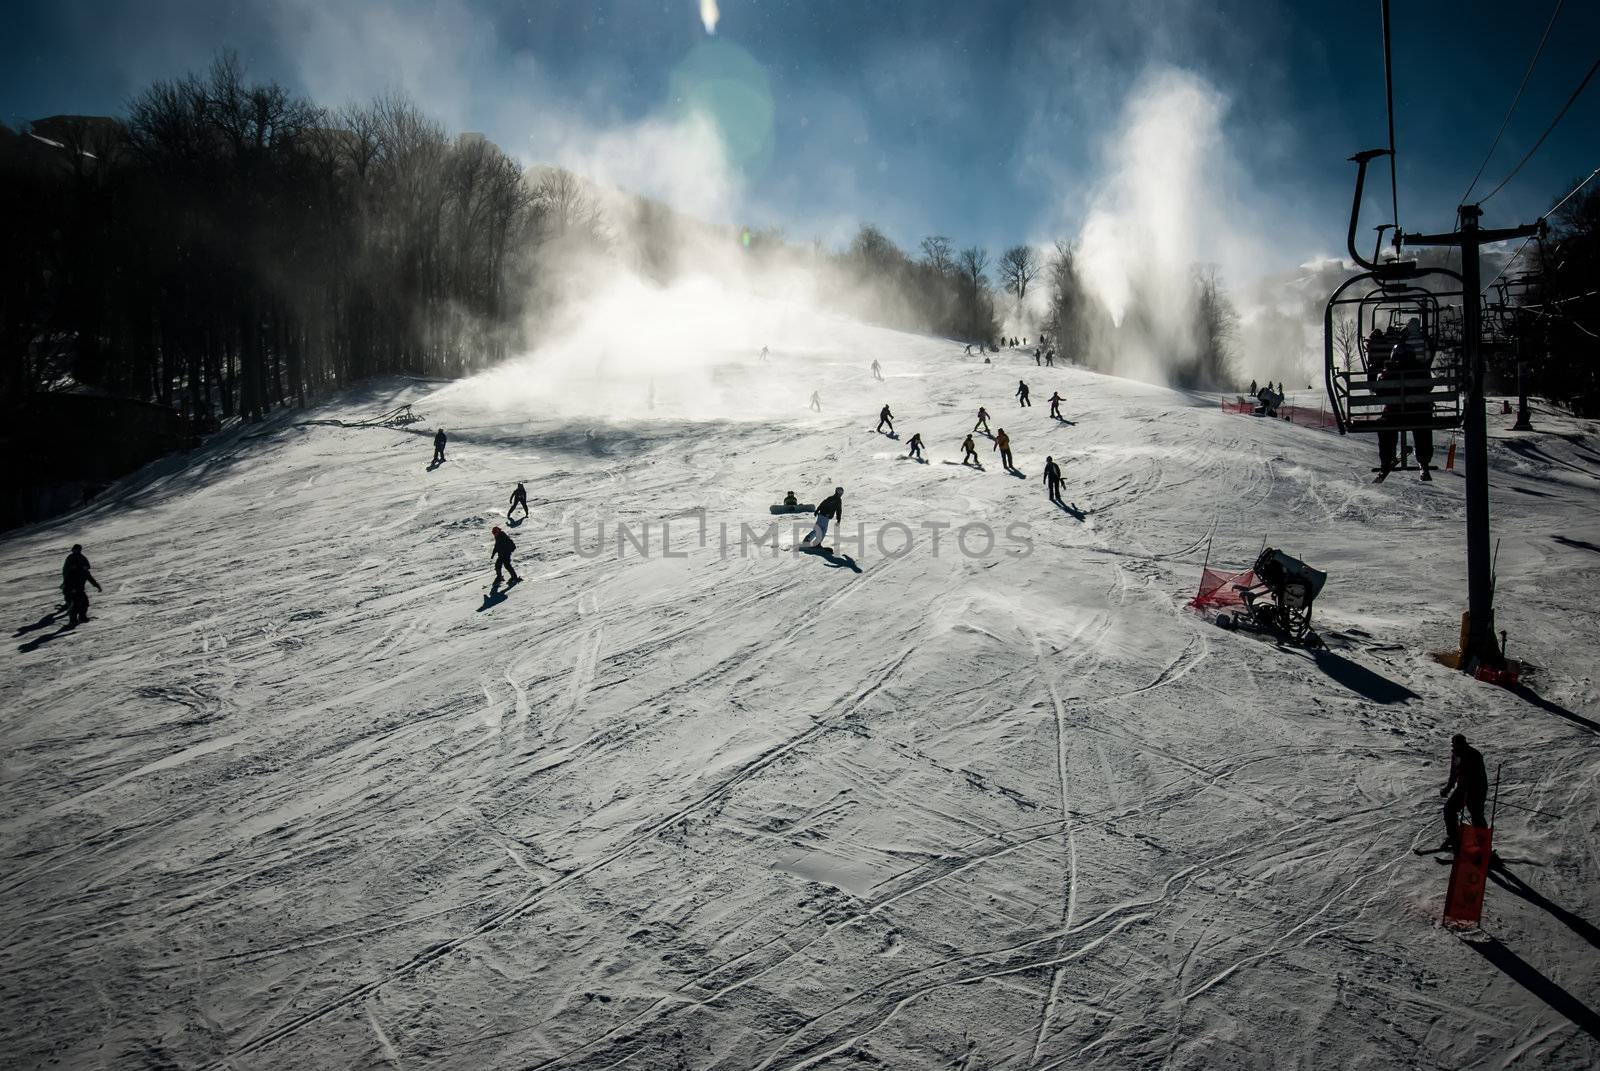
[783,491,798,507]
[871,358,884,382]
[809,390,822,412]
[1438,733,1488,854]
[801,486,843,549]
[906,433,924,461]
[1048,391,1064,420]
[490,526,520,586]
[994,428,1014,470]
[973,406,991,434]
[1044,349,1055,367]
[877,404,895,435]
[1016,381,1031,407]
[61,544,101,627]
[507,482,529,521]
[960,434,980,466]
[1042,456,1064,505]
[432,428,448,465]
[1249,378,1258,395]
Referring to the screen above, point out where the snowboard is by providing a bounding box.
[769,503,816,514]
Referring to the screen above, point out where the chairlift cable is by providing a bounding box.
[1477,54,1600,206]
[1482,166,1599,295]
[1458,0,1565,208]
[1381,0,1402,237]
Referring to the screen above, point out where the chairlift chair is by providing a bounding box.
[1324,151,1466,437]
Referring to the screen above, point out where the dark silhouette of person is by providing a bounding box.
[783,491,798,508]
[1250,379,1258,395]
[995,428,1014,470]
[1034,349,1041,366]
[960,434,980,466]
[760,345,770,361]
[432,428,448,465]
[809,391,821,412]
[1043,456,1064,504]
[508,482,529,521]
[61,544,101,627]
[1440,733,1488,852]
[1375,323,1434,482]
[490,526,520,585]
[877,405,894,434]
[1048,391,1064,419]
[871,359,884,381]
[1044,349,1055,367]
[974,406,991,434]
[1016,381,1031,407]
[802,486,844,548]
[906,433,924,460]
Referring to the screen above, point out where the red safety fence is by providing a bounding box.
[1222,398,1338,431]
[1187,567,1256,610]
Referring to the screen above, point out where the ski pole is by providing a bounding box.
[1492,797,1562,820]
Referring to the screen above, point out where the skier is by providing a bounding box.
[1034,349,1041,366]
[809,390,822,412]
[490,526,520,586]
[1044,349,1055,367]
[432,428,448,465]
[760,345,770,361]
[871,358,884,382]
[906,432,924,461]
[1249,378,1258,395]
[1375,323,1434,483]
[507,482,529,521]
[877,404,895,435]
[1048,391,1064,420]
[994,428,1014,470]
[1016,380,1031,407]
[974,406,991,434]
[61,544,101,627]
[1042,456,1064,505]
[1435,733,1489,855]
[960,434,980,466]
[801,486,843,549]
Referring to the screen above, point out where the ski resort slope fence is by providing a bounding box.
[1222,397,1339,430]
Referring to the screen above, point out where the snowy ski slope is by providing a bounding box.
[3,308,1599,1069]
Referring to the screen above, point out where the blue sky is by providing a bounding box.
[3,1,1596,275]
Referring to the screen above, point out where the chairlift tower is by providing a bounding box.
[1400,206,1543,667]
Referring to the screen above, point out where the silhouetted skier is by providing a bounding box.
[960,434,980,466]
[995,428,1014,470]
[1016,381,1031,407]
[1250,379,1258,395]
[1044,349,1055,367]
[61,544,101,627]
[1034,349,1041,366]
[871,359,884,382]
[877,405,894,434]
[490,526,520,585]
[1048,391,1064,419]
[1437,733,1488,854]
[508,482,529,521]
[906,433,924,460]
[809,390,821,412]
[1042,456,1064,505]
[973,406,991,434]
[760,345,770,362]
[802,486,843,549]
[432,429,448,465]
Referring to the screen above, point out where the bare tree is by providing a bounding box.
[998,244,1040,301]
[1333,314,1360,372]
[919,234,954,275]
[958,246,990,293]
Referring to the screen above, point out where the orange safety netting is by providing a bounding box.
[1187,567,1256,610]
[1222,399,1338,430]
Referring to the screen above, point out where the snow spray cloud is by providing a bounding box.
[1068,67,1267,387]
[701,0,721,35]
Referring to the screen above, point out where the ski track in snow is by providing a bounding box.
[2,329,1599,1070]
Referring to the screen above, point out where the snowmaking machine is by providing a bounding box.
[1214,547,1327,646]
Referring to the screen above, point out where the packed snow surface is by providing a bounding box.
[3,311,1599,1069]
